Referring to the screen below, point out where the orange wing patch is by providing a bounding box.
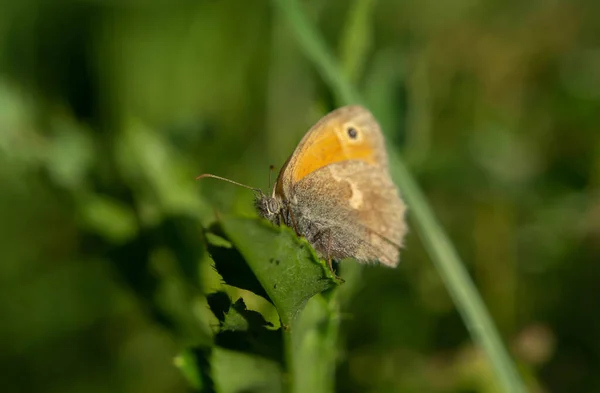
[291,127,376,183]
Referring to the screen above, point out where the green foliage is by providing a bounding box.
[1,0,600,393]
[196,216,341,392]
[212,216,340,327]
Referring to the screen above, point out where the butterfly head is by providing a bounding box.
[254,192,282,224]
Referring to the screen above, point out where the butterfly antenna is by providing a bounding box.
[196,173,263,194]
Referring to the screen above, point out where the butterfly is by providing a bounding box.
[199,105,407,271]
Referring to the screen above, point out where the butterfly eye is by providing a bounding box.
[347,127,358,139]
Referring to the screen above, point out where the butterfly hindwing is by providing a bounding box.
[288,160,407,266]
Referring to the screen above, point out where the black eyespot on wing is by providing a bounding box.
[347,127,358,139]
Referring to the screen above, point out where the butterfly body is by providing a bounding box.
[256,105,407,267]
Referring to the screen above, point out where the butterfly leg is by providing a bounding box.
[326,230,333,272]
[325,229,345,283]
[286,202,301,237]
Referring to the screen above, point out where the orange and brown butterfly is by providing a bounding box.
[198,105,408,271]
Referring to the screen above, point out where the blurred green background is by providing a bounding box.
[1,0,599,392]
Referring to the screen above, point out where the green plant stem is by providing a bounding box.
[272,0,527,392]
[339,0,377,83]
[272,0,361,106]
[284,295,339,393]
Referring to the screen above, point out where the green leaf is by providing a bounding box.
[214,216,341,328]
[174,348,212,392]
[214,296,284,365]
[212,347,283,393]
[207,291,233,323]
[221,298,274,332]
[205,224,271,302]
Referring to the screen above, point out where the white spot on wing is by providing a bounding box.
[328,165,363,209]
[348,181,363,209]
